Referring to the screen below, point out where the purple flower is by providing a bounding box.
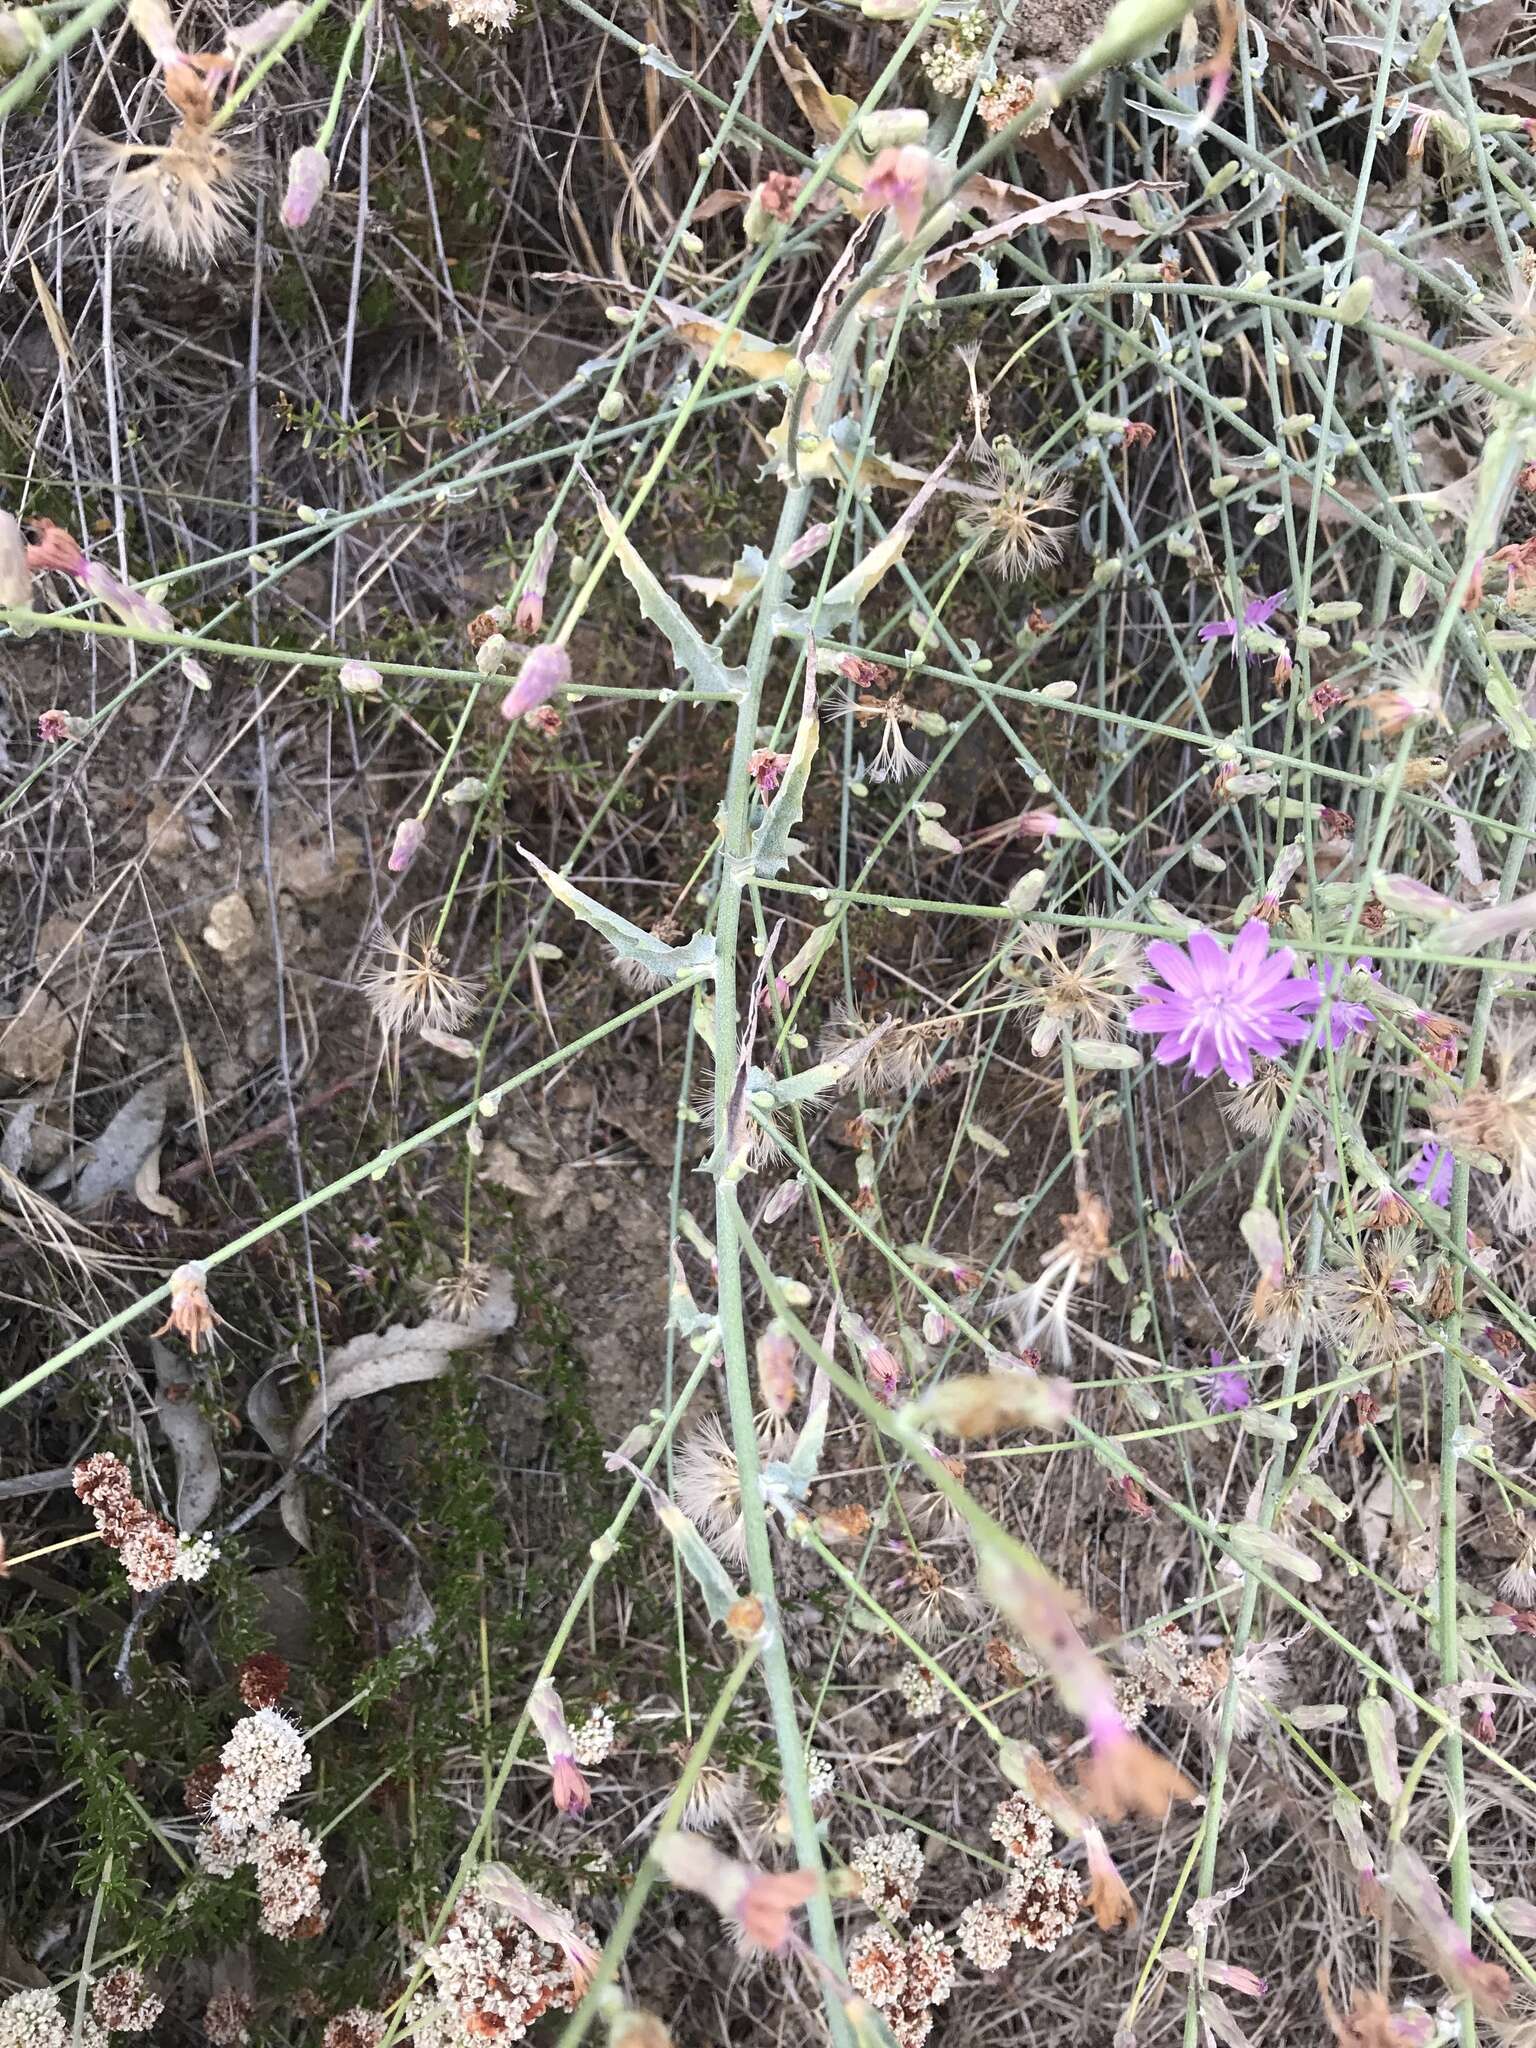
[1404,1140,1454,1207]
[1198,588,1287,657]
[1127,919,1316,1085]
[1203,1351,1251,1412]
[1298,956,1377,1049]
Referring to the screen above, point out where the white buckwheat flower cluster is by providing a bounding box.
[91,1969,163,2033]
[0,1991,107,2048]
[189,1707,323,1937]
[254,1818,327,1937]
[850,1830,925,1919]
[894,1661,945,1719]
[956,1790,1083,1974]
[422,1879,594,2043]
[570,1706,616,1768]
[208,1707,310,1832]
[846,1922,956,2048]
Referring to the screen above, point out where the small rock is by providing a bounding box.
[203,892,258,962]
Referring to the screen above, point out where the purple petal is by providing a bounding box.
[1244,589,1288,628]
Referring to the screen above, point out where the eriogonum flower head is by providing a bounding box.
[500,642,572,722]
[1128,920,1317,1085]
[280,146,329,228]
[238,1650,291,1708]
[254,1818,326,1938]
[209,1706,311,1831]
[91,1969,163,2034]
[850,1830,925,1918]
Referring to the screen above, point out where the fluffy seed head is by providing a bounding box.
[963,442,1073,581]
[89,124,256,267]
[360,922,480,1047]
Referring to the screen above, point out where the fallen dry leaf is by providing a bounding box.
[290,1270,519,1454]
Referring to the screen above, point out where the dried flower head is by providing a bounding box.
[73,1453,141,1544]
[89,124,256,267]
[360,921,480,1051]
[962,442,1073,581]
[202,1990,253,2048]
[154,1260,219,1352]
[237,1650,291,1709]
[1435,1019,1536,1230]
[91,1970,163,2035]
[1007,924,1143,1055]
[835,692,934,785]
[673,1413,752,1564]
[1223,1058,1322,1139]
[847,1923,955,2048]
[850,1830,925,1919]
[428,1260,494,1324]
[1316,1234,1421,1366]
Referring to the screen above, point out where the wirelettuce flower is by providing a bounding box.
[1128,921,1318,1085]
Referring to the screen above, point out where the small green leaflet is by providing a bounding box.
[519,846,715,981]
[586,479,746,699]
[748,674,818,879]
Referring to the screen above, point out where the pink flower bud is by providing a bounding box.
[281,147,330,230]
[863,144,937,242]
[38,708,77,743]
[388,816,426,874]
[784,522,831,569]
[339,660,382,696]
[515,529,557,635]
[550,1753,591,1815]
[754,1323,799,1418]
[501,642,572,722]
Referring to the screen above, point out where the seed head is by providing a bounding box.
[89,124,256,267]
[360,921,480,1049]
[962,442,1073,581]
[1008,923,1143,1056]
